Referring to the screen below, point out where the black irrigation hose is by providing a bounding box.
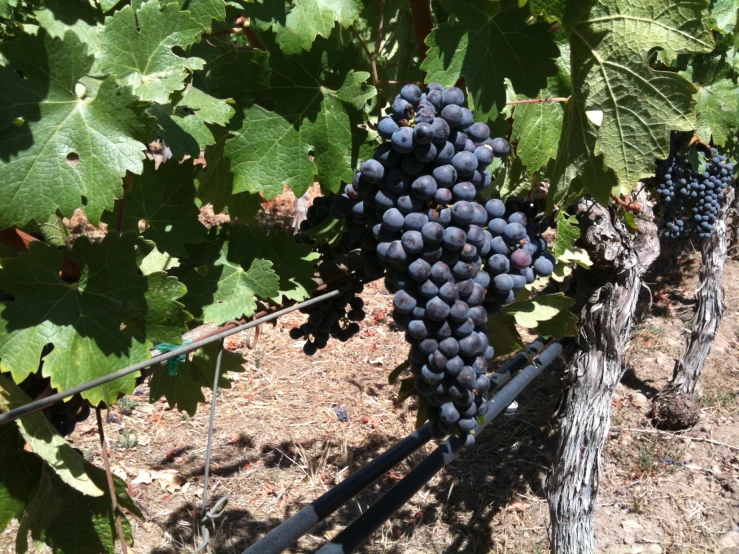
[315,339,567,554]
[0,286,364,426]
[243,337,549,554]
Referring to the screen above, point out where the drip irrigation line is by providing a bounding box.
[0,283,373,427]
[243,337,549,554]
[315,339,567,554]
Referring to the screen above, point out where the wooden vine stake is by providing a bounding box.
[546,188,659,554]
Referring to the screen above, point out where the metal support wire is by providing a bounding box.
[243,337,549,554]
[315,339,567,554]
[194,340,228,553]
[0,286,361,426]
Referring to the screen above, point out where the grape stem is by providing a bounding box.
[506,97,568,105]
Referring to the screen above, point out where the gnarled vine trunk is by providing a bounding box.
[664,187,734,395]
[547,192,659,554]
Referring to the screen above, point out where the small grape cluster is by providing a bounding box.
[655,147,734,240]
[290,284,366,354]
[357,83,554,444]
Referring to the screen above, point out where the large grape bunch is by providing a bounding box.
[655,143,734,240]
[359,83,554,444]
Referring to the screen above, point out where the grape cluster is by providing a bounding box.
[361,83,554,444]
[289,284,366,354]
[655,146,734,240]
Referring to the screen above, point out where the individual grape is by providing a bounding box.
[386,169,411,194]
[429,207,452,227]
[422,365,445,384]
[408,258,432,281]
[400,84,423,105]
[474,145,494,167]
[452,182,477,202]
[451,201,474,225]
[441,104,463,127]
[451,317,474,337]
[442,87,465,107]
[440,402,460,424]
[451,151,478,177]
[361,159,385,183]
[427,297,451,321]
[533,256,554,277]
[428,349,448,370]
[414,122,435,145]
[392,127,415,153]
[392,97,412,120]
[414,142,438,163]
[485,198,506,219]
[459,108,474,130]
[383,208,405,232]
[510,249,532,270]
[468,123,490,142]
[397,194,424,214]
[430,261,451,283]
[493,274,514,294]
[411,175,438,199]
[434,141,455,164]
[450,130,467,151]
[386,240,407,265]
[438,336,460,357]
[503,222,526,243]
[487,253,509,274]
[449,300,470,322]
[431,118,450,143]
[435,187,453,205]
[419,338,439,355]
[472,270,490,289]
[418,279,439,299]
[442,226,467,250]
[394,289,417,313]
[426,89,443,110]
[415,108,436,124]
[490,137,510,157]
[375,188,399,211]
[437,282,458,304]
[402,230,424,253]
[378,116,399,139]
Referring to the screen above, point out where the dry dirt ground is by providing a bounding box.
[2,197,738,554]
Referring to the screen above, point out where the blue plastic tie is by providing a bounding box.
[156,340,192,376]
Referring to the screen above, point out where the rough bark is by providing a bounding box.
[728,185,738,260]
[547,191,659,554]
[292,191,309,234]
[663,187,734,396]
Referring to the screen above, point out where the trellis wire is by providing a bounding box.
[314,339,566,554]
[0,286,360,426]
[243,337,548,554]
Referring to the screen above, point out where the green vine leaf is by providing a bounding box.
[421,0,560,122]
[173,0,226,31]
[549,0,714,207]
[552,210,580,259]
[695,79,739,147]
[502,293,576,329]
[34,0,103,52]
[0,376,104,498]
[486,313,525,358]
[195,128,264,223]
[0,29,152,228]
[149,342,245,415]
[264,0,363,55]
[0,234,190,406]
[709,0,738,33]
[96,0,206,103]
[172,224,317,324]
[102,160,209,257]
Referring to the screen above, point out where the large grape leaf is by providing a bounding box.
[34,0,103,52]
[511,43,570,172]
[173,0,226,31]
[549,0,714,207]
[421,0,560,123]
[195,127,263,223]
[173,224,317,324]
[0,425,40,532]
[710,0,737,33]
[102,160,209,257]
[0,233,190,406]
[0,376,103,497]
[149,342,245,415]
[16,463,139,554]
[96,0,205,103]
[0,30,152,228]
[694,79,739,147]
[195,36,375,199]
[258,0,363,55]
